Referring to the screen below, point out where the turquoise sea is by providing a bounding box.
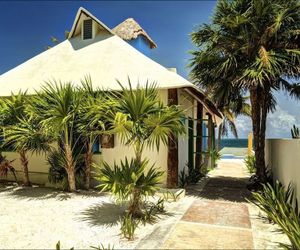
[220,139,248,148]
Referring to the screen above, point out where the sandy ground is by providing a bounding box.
[0,184,194,249]
[0,160,290,249]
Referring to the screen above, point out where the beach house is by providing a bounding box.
[0,7,222,186]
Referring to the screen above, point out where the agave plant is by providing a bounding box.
[95,157,163,216]
[291,125,300,139]
[250,181,300,249]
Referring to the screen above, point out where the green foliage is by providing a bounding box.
[210,149,221,168]
[55,241,74,250]
[109,80,185,158]
[244,154,256,174]
[179,169,188,188]
[250,181,300,249]
[95,157,163,216]
[90,244,114,250]
[291,125,300,139]
[47,149,85,190]
[120,213,139,240]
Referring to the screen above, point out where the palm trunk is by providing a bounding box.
[19,150,31,186]
[84,142,93,190]
[128,188,141,217]
[64,144,76,192]
[250,87,267,183]
[217,123,222,151]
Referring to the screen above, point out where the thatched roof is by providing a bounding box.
[113,18,157,49]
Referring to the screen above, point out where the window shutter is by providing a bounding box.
[101,134,114,148]
[83,19,93,40]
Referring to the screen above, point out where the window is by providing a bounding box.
[83,19,93,40]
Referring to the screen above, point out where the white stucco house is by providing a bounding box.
[0,7,222,187]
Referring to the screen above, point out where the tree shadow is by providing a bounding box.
[188,176,252,203]
[78,202,125,227]
[8,187,72,201]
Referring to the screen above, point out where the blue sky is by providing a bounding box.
[0,1,299,138]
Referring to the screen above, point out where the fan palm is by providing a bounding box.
[109,79,186,165]
[30,82,83,192]
[190,0,300,182]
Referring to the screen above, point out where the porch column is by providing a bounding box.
[167,88,178,188]
[207,113,214,168]
[195,102,203,171]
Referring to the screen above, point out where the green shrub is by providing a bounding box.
[250,181,300,249]
[95,157,163,217]
[244,154,256,174]
[210,149,221,168]
[120,213,139,240]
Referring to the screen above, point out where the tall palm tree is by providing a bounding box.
[77,77,113,190]
[30,82,82,192]
[0,92,33,186]
[190,0,300,183]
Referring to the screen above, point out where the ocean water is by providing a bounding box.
[220,138,248,148]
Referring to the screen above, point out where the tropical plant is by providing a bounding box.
[95,157,163,216]
[77,76,113,190]
[108,80,185,177]
[0,92,49,186]
[0,154,17,183]
[291,124,300,139]
[29,82,83,192]
[47,148,85,190]
[250,181,300,249]
[210,149,221,168]
[190,0,300,183]
[120,213,139,240]
[244,154,256,174]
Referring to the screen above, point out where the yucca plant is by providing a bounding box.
[95,157,163,216]
[29,82,83,192]
[250,181,300,248]
[0,92,51,186]
[291,125,300,139]
[77,76,114,190]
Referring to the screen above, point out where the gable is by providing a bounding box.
[68,7,113,39]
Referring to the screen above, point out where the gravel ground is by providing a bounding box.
[0,184,194,249]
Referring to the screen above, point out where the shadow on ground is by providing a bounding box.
[0,185,105,201]
[78,202,125,227]
[188,176,252,203]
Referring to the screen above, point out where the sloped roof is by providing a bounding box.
[0,7,222,121]
[113,18,157,49]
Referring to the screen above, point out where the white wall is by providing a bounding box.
[265,139,300,203]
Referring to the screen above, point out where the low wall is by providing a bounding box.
[265,139,300,203]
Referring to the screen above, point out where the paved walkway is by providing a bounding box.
[162,159,274,249]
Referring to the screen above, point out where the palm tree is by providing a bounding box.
[95,79,185,216]
[109,80,186,165]
[4,118,52,185]
[30,82,82,192]
[0,92,33,186]
[77,76,112,190]
[217,96,251,150]
[190,0,300,183]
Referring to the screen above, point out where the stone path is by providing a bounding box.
[162,159,289,249]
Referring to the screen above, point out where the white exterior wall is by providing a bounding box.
[265,139,300,203]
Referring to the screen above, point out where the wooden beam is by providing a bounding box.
[167,88,178,188]
[195,102,203,171]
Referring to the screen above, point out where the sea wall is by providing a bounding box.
[265,139,300,203]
